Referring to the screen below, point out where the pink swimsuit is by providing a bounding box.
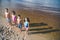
[12,15,17,23]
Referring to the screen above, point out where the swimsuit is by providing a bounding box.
[12,15,17,23]
[18,23,22,29]
[24,21,29,28]
[5,12,11,23]
[6,18,11,23]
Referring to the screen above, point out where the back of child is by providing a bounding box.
[23,17,30,40]
[24,21,29,29]
[5,8,11,25]
[4,8,12,31]
[11,11,17,25]
[14,15,17,23]
[17,15,22,32]
[24,17,30,29]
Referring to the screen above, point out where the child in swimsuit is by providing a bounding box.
[17,15,22,32]
[5,8,12,31]
[23,17,30,40]
[11,11,17,25]
[5,8,11,26]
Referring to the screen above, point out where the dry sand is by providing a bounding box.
[0,8,60,40]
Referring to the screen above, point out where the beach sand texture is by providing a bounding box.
[0,8,60,40]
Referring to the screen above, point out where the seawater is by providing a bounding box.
[0,0,60,13]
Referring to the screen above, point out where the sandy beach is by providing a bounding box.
[10,8,60,28]
[0,0,60,40]
[0,8,60,40]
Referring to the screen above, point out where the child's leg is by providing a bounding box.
[13,21,17,27]
[24,28,29,40]
[20,24,22,32]
[20,29,22,32]
[18,24,22,32]
[6,18,10,27]
[26,28,29,34]
[7,19,12,31]
[12,20,15,25]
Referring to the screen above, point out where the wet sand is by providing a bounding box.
[0,8,60,40]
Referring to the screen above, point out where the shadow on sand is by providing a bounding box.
[22,22,60,34]
[30,22,48,27]
[29,27,53,31]
[29,29,60,34]
[28,22,60,34]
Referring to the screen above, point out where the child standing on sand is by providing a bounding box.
[23,17,30,40]
[11,11,17,25]
[4,8,12,31]
[5,8,11,26]
[17,15,22,32]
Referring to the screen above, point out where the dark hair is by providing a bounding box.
[12,11,16,15]
[24,17,30,22]
[18,15,21,17]
[5,8,8,12]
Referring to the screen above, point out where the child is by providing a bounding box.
[11,11,17,25]
[17,15,22,32]
[5,8,11,26]
[23,17,30,40]
[4,8,12,31]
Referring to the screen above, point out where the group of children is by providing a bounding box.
[4,8,30,35]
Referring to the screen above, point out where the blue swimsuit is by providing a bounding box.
[18,23,22,29]
[24,21,29,28]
